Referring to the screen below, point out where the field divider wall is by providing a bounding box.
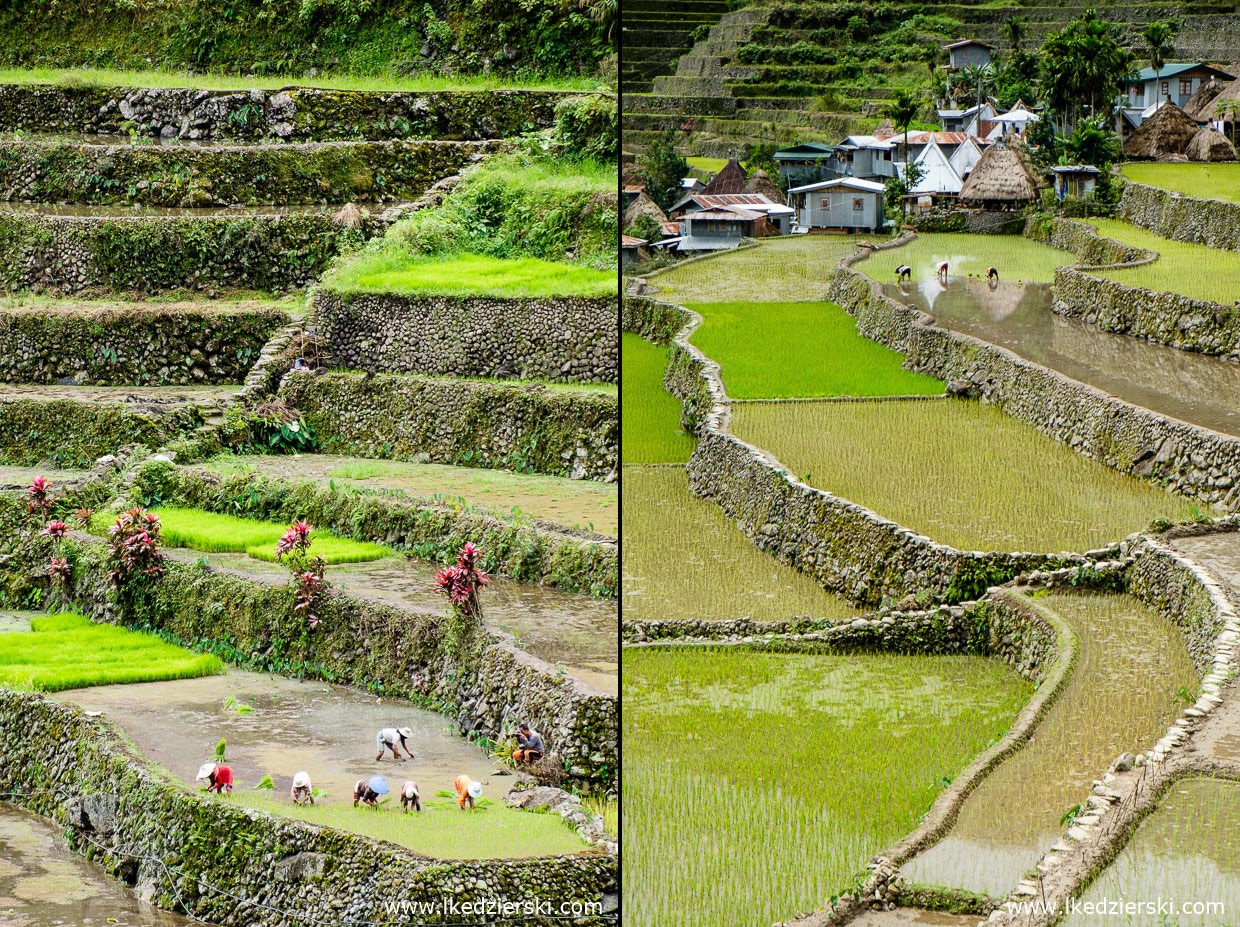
[1117,175,1240,253]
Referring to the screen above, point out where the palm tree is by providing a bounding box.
[1005,16,1027,52]
[1142,20,1179,89]
[884,89,920,216]
[960,62,994,126]
[1218,99,1240,149]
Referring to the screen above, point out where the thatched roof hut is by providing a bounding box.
[702,158,749,194]
[1185,79,1226,121]
[1187,126,1237,162]
[1123,102,1199,159]
[1196,77,1240,123]
[958,144,1039,205]
[742,169,786,205]
[623,191,670,228]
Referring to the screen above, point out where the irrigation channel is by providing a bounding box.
[0,68,618,926]
[623,211,1240,927]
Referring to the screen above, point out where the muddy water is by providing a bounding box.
[0,802,191,926]
[1064,779,1240,927]
[0,202,362,217]
[162,548,617,692]
[0,610,39,633]
[902,592,1197,896]
[56,670,501,816]
[850,910,982,926]
[881,279,1240,437]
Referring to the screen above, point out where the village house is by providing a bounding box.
[621,233,648,267]
[786,177,886,233]
[936,101,998,137]
[1050,165,1100,200]
[1123,63,1234,114]
[942,39,992,70]
[668,192,795,234]
[772,141,836,187]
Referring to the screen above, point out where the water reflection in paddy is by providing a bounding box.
[0,802,191,926]
[881,278,1240,437]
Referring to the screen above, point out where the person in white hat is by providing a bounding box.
[375,726,415,761]
[195,762,233,794]
[400,780,421,813]
[291,771,314,806]
[454,774,482,810]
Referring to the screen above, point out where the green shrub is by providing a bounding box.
[553,94,617,162]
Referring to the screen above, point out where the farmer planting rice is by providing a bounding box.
[400,781,421,813]
[987,266,999,283]
[895,263,912,281]
[375,726,415,761]
[512,723,544,765]
[354,775,389,807]
[291,771,314,806]
[937,261,949,280]
[454,774,482,809]
[195,762,233,794]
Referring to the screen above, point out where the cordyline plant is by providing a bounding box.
[107,507,166,588]
[436,543,489,621]
[275,520,326,629]
[43,519,71,591]
[26,476,54,523]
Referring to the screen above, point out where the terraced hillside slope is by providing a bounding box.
[622,0,1240,156]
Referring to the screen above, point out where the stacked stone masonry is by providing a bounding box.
[312,288,619,384]
[1118,177,1240,253]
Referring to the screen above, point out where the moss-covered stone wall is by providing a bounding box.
[0,84,574,142]
[1118,178,1240,253]
[279,370,618,481]
[0,138,492,207]
[312,288,618,384]
[0,690,616,927]
[0,212,376,294]
[0,304,288,385]
[135,461,618,597]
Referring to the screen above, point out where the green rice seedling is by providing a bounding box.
[860,233,1072,284]
[651,235,868,304]
[1064,778,1240,926]
[731,399,1202,552]
[0,612,223,692]
[245,535,389,565]
[220,792,587,860]
[624,648,1032,927]
[582,795,618,835]
[621,333,697,464]
[256,775,275,790]
[214,739,227,761]
[1085,218,1240,305]
[1120,162,1240,204]
[321,252,615,299]
[688,301,942,399]
[624,465,863,623]
[906,592,1197,895]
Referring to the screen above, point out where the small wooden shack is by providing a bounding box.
[786,177,886,232]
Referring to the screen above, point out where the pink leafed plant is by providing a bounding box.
[436,543,489,619]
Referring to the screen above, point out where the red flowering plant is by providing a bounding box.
[275,520,326,629]
[106,507,166,589]
[43,519,71,592]
[26,476,54,524]
[435,542,490,621]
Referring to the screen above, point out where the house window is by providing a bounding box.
[1180,78,1192,97]
[852,197,864,211]
[1161,80,1169,97]
[1132,84,1144,102]
[820,197,830,208]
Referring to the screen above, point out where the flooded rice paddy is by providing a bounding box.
[196,453,617,536]
[730,399,1202,552]
[622,464,862,624]
[850,910,984,926]
[161,547,617,693]
[881,278,1240,437]
[55,669,586,859]
[0,803,192,926]
[903,592,1197,896]
[624,647,1031,927]
[860,233,1070,284]
[1062,778,1240,927]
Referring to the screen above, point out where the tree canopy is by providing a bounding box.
[1037,9,1135,132]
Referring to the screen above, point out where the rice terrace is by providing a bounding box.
[622,0,1240,915]
[0,0,619,924]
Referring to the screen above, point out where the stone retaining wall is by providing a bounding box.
[1025,214,1153,267]
[312,288,618,384]
[0,304,288,385]
[622,293,1089,608]
[0,690,616,927]
[0,515,616,789]
[279,370,618,482]
[0,138,492,207]
[828,244,1240,509]
[0,212,379,294]
[136,460,618,597]
[1118,176,1240,253]
[0,84,568,142]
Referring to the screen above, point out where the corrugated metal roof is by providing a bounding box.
[688,207,762,221]
[621,234,647,246]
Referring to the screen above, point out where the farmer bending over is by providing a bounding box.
[400,781,422,813]
[196,762,233,794]
[895,264,912,281]
[291,771,314,806]
[354,777,387,807]
[512,723,544,765]
[936,261,949,280]
[987,266,999,283]
[375,726,415,761]
[455,774,482,810]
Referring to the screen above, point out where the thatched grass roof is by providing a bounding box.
[742,169,786,205]
[702,158,749,194]
[1123,102,1199,159]
[623,191,670,228]
[1187,126,1237,162]
[873,118,895,138]
[1185,79,1226,121]
[1196,77,1240,122]
[958,144,1039,203]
